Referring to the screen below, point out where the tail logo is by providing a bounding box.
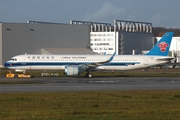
[158,42,169,52]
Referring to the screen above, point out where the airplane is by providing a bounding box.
[4,32,174,78]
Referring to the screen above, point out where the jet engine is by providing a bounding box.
[64,65,86,76]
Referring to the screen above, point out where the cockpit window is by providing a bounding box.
[9,58,17,61]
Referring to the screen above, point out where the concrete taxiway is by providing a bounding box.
[0,77,180,92]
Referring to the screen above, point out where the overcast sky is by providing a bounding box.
[0,0,179,28]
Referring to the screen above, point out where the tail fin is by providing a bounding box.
[146,32,174,56]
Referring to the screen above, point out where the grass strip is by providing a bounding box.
[0,90,180,120]
[1,69,180,77]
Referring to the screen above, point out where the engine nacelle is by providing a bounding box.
[64,65,85,76]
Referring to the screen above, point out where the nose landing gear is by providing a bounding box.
[86,72,93,78]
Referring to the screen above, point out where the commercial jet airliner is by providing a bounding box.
[4,32,174,78]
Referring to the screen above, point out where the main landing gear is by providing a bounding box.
[86,72,93,78]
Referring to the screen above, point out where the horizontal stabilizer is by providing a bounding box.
[156,57,174,61]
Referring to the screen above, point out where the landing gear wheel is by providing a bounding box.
[14,75,18,78]
[86,73,93,78]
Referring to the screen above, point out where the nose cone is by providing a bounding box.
[4,62,10,68]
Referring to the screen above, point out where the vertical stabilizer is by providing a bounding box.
[146,32,174,56]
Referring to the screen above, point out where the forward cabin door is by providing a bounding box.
[22,56,26,65]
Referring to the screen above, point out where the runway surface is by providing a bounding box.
[0,76,180,92]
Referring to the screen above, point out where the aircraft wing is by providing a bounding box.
[81,52,116,69]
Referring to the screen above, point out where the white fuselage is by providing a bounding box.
[4,54,173,71]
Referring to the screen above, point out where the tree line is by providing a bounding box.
[153,27,180,37]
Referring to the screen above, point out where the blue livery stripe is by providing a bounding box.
[5,61,140,68]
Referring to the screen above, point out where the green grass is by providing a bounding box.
[0,90,180,120]
[1,68,180,77]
